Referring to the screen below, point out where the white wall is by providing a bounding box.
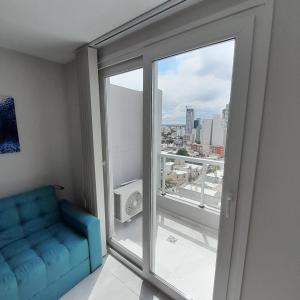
[107,84,143,189]
[0,47,73,199]
[241,1,300,299]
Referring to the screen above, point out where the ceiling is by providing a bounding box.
[0,0,166,63]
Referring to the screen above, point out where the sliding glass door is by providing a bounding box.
[100,61,144,264]
[100,14,255,300]
[151,40,235,300]
[143,15,254,300]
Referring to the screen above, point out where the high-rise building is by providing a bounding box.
[222,104,229,146]
[222,104,229,122]
[185,107,194,134]
[198,106,229,148]
[200,119,213,145]
[194,118,201,143]
[212,115,226,146]
[176,125,185,137]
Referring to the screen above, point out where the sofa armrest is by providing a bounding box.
[59,200,102,271]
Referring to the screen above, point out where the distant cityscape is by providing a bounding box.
[159,105,228,208]
[161,104,229,160]
[107,80,228,208]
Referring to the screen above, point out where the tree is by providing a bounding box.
[207,165,220,173]
[176,148,189,156]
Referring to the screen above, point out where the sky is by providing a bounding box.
[110,39,235,124]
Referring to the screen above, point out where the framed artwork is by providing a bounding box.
[0,96,20,154]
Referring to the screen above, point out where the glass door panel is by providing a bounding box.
[152,40,235,300]
[104,68,143,259]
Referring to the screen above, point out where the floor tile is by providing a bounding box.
[60,256,139,300]
[113,209,218,300]
[62,207,218,300]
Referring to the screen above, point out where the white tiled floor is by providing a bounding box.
[60,255,171,300]
[63,210,218,300]
[114,210,218,300]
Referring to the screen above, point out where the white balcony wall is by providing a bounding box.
[157,195,220,230]
[107,84,143,189]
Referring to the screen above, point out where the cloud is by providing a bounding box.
[158,40,235,124]
[107,40,235,124]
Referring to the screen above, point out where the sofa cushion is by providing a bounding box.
[0,207,20,230]
[14,257,47,300]
[0,226,24,250]
[0,222,89,299]
[1,239,31,260]
[35,238,70,284]
[28,223,89,270]
[0,245,47,300]
[0,261,18,300]
[0,186,60,249]
[47,223,89,268]
[1,241,47,300]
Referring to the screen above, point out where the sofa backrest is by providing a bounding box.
[0,186,60,249]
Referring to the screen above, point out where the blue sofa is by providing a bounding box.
[0,186,102,300]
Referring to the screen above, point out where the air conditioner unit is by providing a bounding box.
[114,179,143,223]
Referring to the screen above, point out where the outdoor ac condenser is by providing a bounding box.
[114,179,143,223]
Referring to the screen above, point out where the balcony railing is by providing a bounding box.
[160,152,224,210]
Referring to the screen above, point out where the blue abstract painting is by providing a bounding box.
[0,96,20,154]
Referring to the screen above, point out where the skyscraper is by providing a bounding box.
[185,107,194,134]
[211,114,225,146]
[222,104,229,123]
[222,104,229,146]
[194,118,201,143]
[201,119,213,145]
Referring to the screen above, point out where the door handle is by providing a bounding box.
[225,192,233,218]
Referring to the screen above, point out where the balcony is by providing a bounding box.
[157,152,223,229]
[114,153,223,300]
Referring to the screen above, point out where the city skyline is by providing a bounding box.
[158,39,235,124]
[109,40,235,124]
[161,104,227,126]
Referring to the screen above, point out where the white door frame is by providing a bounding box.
[142,14,254,300]
[99,58,144,268]
[98,1,273,300]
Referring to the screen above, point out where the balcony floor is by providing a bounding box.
[114,209,218,300]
